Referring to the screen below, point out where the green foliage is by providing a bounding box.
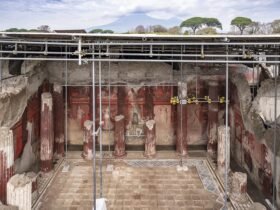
[102,29,114,34]
[197,27,217,35]
[204,18,222,29]
[5,28,28,32]
[89,29,114,34]
[180,17,205,34]
[231,17,252,34]
[89,29,103,33]
[180,17,222,34]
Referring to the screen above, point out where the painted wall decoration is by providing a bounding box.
[229,82,273,197]
[68,87,91,145]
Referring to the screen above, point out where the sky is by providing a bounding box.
[0,0,280,32]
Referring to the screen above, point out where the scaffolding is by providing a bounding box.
[0,32,279,210]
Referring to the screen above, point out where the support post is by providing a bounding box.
[176,82,188,156]
[40,92,54,172]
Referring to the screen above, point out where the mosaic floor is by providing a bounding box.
[34,154,228,210]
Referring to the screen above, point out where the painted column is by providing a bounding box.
[40,92,54,172]
[176,82,188,156]
[53,84,65,158]
[144,120,156,158]
[7,174,32,210]
[0,127,14,204]
[207,80,219,154]
[113,115,126,157]
[217,125,230,174]
[144,87,154,120]
[82,120,93,160]
[117,86,126,116]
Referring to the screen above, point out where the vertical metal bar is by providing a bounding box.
[182,46,184,164]
[65,46,68,161]
[78,37,82,66]
[0,44,2,91]
[252,63,255,98]
[92,44,96,210]
[108,55,111,154]
[273,64,277,209]
[99,48,103,197]
[225,45,229,209]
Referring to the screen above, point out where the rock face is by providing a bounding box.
[217,126,230,174]
[7,174,32,210]
[40,92,54,172]
[113,115,126,157]
[0,127,14,204]
[144,120,156,158]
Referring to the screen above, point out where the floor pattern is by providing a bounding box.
[35,158,224,210]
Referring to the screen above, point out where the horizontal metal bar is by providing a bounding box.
[1,40,280,47]
[2,50,280,59]
[1,57,280,64]
[1,31,280,39]
[0,50,73,55]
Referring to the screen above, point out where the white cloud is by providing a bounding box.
[0,0,279,31]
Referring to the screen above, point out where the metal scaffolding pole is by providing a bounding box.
[92,45,97,210]
[273,63,278,209]
[0,44,2,91]
[99,47,103,198]
[2,50,280,59]
[225,45,229,209]
[1,39,280,46]
[64,46,69,164]
[2,57,280,64]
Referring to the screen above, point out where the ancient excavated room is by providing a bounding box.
[0,33,279,210]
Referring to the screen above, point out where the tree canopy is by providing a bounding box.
[89,29,114,34]
[231,17,252,34]
[204,18,222,29]
[180,17,222,34]
[180,17,205,34]
[5,28,28,32]
[197,27,217,35]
